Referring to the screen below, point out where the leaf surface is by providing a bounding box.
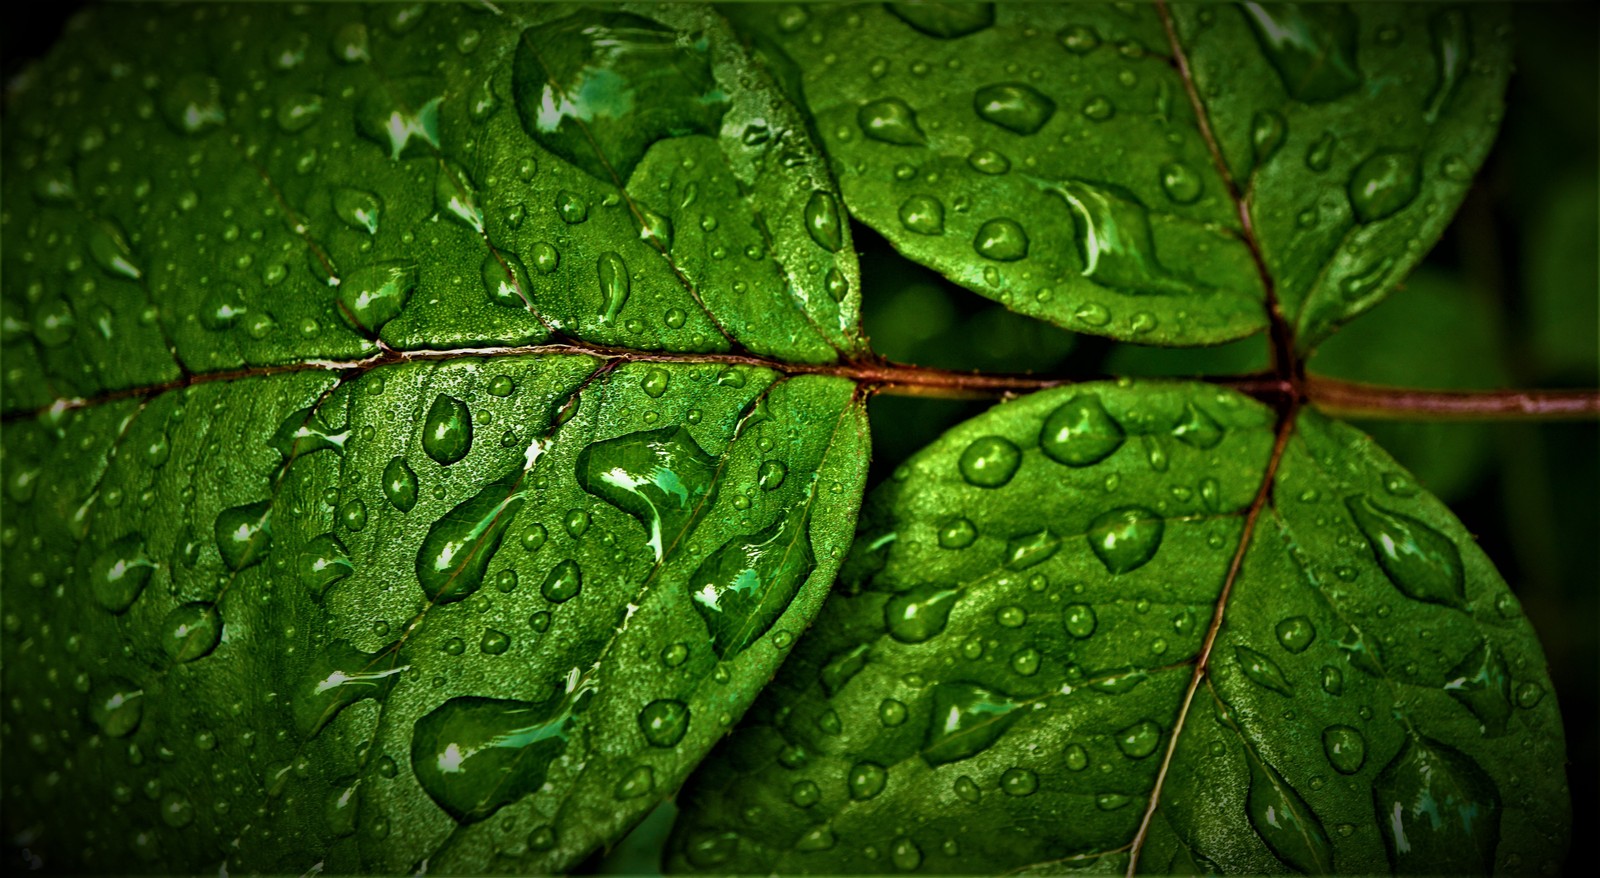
[0,3,869,873]
[669,382,1567,874]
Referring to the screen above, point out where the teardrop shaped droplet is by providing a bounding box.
[1252,110,1287,166]
[416,471,526,604]
[804,190,844,252]
[1373,734,1501,874]
[297,533,354,599]
[87,221,143,280]
[293,639,403,737]
[1347,150,1421,223]
[1040,394,1124,466]
[540,559,582,603]
[435,162,484,232]
[577,426,719,562]
[1345,495,1465,609]
[596,251,630,323]
[1234,645,1293,696]
[922,681,1025,766]
[1241,4,1361,103]
[1159,161,1202,204]
[689,505,815,658]
[89,535,156,613]
[848,761,888,800]
[637,698,689,748]
[973,82,1055,134]
[214,500,273,571]
[270,406,350,459]
[1172,402,1224,449]
[422,394,473,466]
[333,187,381,235]
[1443,640,1513,736]
[972,218,1029,262]
[481,253,533,310]
[1045,179,1197,295]
[1321,724,1366,775]
[161,73,226,134]
[89,678,145,737]
[338,262,414,332]
[1424,9,1469,122]
[885,585,963,643]
[898,194,945,235]
[1115,719,1162,759]
[1087,506,1163,574]
[958,435,1022,487]
[857,97,926,145]
[757,459,788,491]
[1004,529,1060,569]
[161,602,222,662]
[383,456,419,512]
[1244,746,1335,873]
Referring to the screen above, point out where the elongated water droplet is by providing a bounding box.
[1235,645,1293,695]
[1424,10,1469,122]
[973,83,1055,134]
[804,190,844,252]
[297,533,353,598]
[270,406,350,459]
[958,435,1021,487]
[89,535,155,613]
[422,395,473,466]
[1345,495,1465,609]
[887,2,994,38]
[689,506,815,658]
[88,221,142,280]
[333,187,381,234]
[1172,402,1224,449]
[1444,640,1513,736]
[416,471,526,603]
[293,640,402,737]
[1040,394,1124,466]
[820,644,870,696]
[1252,109,1287,165]
[858,97,926,145]
[1347,150,1421,223]
[972,218,1029,262]
[577,427,719,561]
[1241,3,1361,103]
[383,456,418,512]
[215,500,272,571]
[89,678,144,737]
[512,11,728,183]
[411,675,595,823]
[1087,506,1163,574]
[922,681,1025,766]
[1004,529,1059,569]
[481,253,533,310]
[898,194,945,235]
[885,585,962,643]
[1373,734,1501,874]
[1245,746,1335,873]
[596,251,630,323]
[1089,667,1149,694]
[1044,179,1197,295]
[162,602,222,662]
[1321,724,1365,775]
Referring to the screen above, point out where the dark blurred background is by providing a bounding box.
[5,2,1595,872]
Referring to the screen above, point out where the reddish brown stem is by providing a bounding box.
[1304,376,1600,421]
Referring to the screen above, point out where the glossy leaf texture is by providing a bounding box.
[731,3,1508,348]
[0,3,872,873]
[669,382,1567,874]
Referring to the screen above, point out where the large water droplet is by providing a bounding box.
[887,2,994,38]
[1087,506,1162,574]
[214,500,272,571]
[89,678,144,737]
[1241,3,1361,103]
[88,535,155,613]
[293,640,403,737]
[297,533,354,599]
[1234,645,1293,695]
[416,471,526,604]
[87,221,143,280]
[1115,719,1162,759]
[689,505,815,658]
[356,86,441,160]
[958,435,1021,487]
[411,676,594,823]
[804,190,844,252]
[512,11,728,183]
[1244,746,1335,873]
[1373,734,1501,874]
[922,681,1024,766]
[637,698,689,748]
[270,406,350,459]
[540,559,582,603]
[1172,402,1224,449]
[820,644,871,696]
[972,218,1029,261]
[1321,724,1365,775]
[333,187,381,235]
[577,426,719,561]
[161,602,222,662]
[596,251,630,323]
[848,761,888,800]
[434,162,484,232]
[1424,10,1469,122]
[422,394,473,466]
[1063,603,1097,639]
[383,456,419,512]
[1274,616,1315,653]
[1347,150,1421,223]
[973,83,1055,134]
[1444,640,1513,737]
[885,585,962,643]
[1345,495,1465,609]
[898,194,945,235]
[1004,529,1059,569]
[1044,179,1195,295]
[858,97,926,146]
[1040,394,1124,466]
[481,253,533,310]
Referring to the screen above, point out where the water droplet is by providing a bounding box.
[887,2,994,38]
[637,698,689,748]
[422,394,473,466]
[804,190,844,252]
[825,268,850,301]
[89,678,144,737]
[270,406,350,459]
[161,602,222,662]
[1305,131,1336,172]
[1087,506,1162,573]
[521,524,548,553]
[857,97,926,145]
[356,89,441,159]
[297,533,353,598]
[1000,767,1038,796]
[87,221,142,280]
[380,456,419,513]
[275,91,323,133]
[1059,24,1100,54]
[1347,150,1421,223]
[958,435,1021,487]
[1172,402,1224,449]
[1235,645,1293,695]
[1321,665,1344,695]
[1080,95,1114,121]
[885,585,963,643]
[512,11,728,183]
[922,682,1025,766]
[1515,682,1544,709]
[1443,640,1512,736]
[539,559,583,604]
[794,826,834,852]
[1159,161,1202,204]
[1063,603,1097,639]
[1040,394,1124,466]
[214,500,272,571]
[689,505,815,658]
[577,427,718,561]
[968,148,1011,175]
[479,627,511,655]
[1345,496,1465,609]
[161,73,226,134]
[333,187,381,235]
[1244,747,1335,873]
[1045,179,1195,295]
[973,83,1055,134]
[1373,734,1501,874]
[1424,10,1469,122]
[1251,110,1287,165]
[972,218,1029,261]
[757,459,788,491]
[1064,743,1089,771]
[292,640,401,737]
[1275,617,1316,654]
[88,535,155,613]
[936,516,978,550]
[1115,719,1162,759]
[596,251,630,323]
[416,471,526,603]
[1004,529,1059,569]
[1321,724,1365,775]
[820,644,871,696]
[411,676,594,823]
[848,761,888,800]
[1241,4,1360,103]
[481,253,533,310]
[898,194,945,235]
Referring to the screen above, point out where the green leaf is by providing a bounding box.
[732,4,1508,349]
[0,4,870,873]
[669,382,1567,874]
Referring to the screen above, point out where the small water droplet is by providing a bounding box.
[885,585,962,643]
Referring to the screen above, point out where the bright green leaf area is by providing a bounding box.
[670,381,1566,874]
